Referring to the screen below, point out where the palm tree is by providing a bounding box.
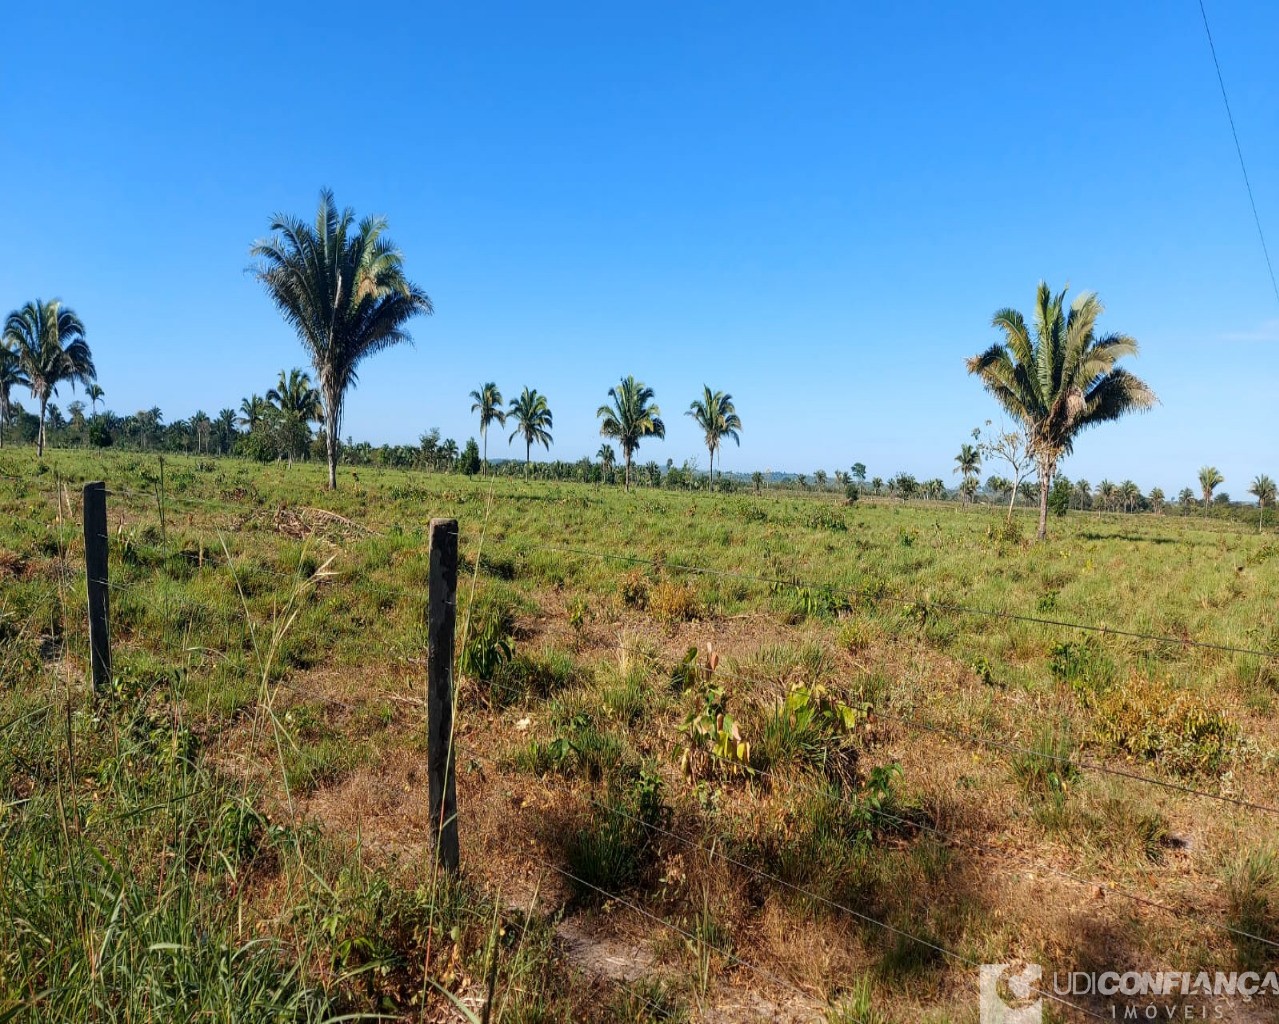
[597,376,665,491]
[190,410,212,454]
[685,386,742,489]
[1249,474,1276,532]
[469,382,506,475]
[597,443,616,483]
[0,341,28,449]
[1096,479,1117,513]
[967,282,1156,539]
[252,189,433,489]
[953,443,981,504]
[86,383,105,414]
[1148,486,1165,515]
[1178,487,1196,514]
[238,394,268,432]
[3,299,95,456]
[507,387,553,473]
[1072,478,1092,511]
[267,368,323,463]
[1119,480,1141,513]
[752,470,764,494]
[1198,466,1224,517]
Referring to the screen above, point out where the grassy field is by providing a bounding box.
[2,448,1278,1022]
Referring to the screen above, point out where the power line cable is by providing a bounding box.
[1197,0,1279,308]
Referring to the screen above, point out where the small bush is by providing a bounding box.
[618,569,649,609]
[460,598,515,684]
[564,770,669,900]
[1049,639,1116,697]
[1009,723,1080,803]
[491,648,579,706]
[1093,677,1236,777]
[649,580,701,622]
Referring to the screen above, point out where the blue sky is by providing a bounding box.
[3,1,1276,494]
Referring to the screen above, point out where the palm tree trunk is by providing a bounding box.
[324,393,339,490]
[1006,481,1017,524]
[482,429,488,477]
[525,440,530,477]
[625,454,632,492]
[37,396,47,457]
[1036,457,1053,541]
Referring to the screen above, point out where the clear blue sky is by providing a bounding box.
[3,1,1276,494]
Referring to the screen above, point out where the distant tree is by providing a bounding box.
[1198,466,1223,516]
[3,299,96,456]
[238,394,268,432]
[440,437,459,470]
[596,442,616,483]
[1072,478,1092,511]
[686,386,742,489]
[968,282,1156,539]
[1048,476,1072,517]
[215,408,237,453]
[252,189,433,489]
[86,383,105,414]
[597,376,665,491]
[267,368,323,464]
[190,410,212,454]
[1177,487,1195,514]
[508,387,553,473]
[953,443,981,504]
[870,477,883,495]
[0,341,28,449]
[1148,486,1165,514]
[814,469,828,490]
[469,382,506,475]
[752,470,764,494]
[459,438,481,476]
[1119,480,1141,513]
[796,473,808,490]
[851,462,867,482]
[976,423,1033,523]
[1097,479,1118,512]
[1249,475,1276,532]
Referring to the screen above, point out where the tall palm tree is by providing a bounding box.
[252,189,433,489]
[507,387,553,473]
[0,341,28,449]
[3,299,95,456]
[597,376,665,491]
[190,411,212,454]
[1073,478,1092,511]
[469,382,506,475]
[953,443,981,504]
[1198,466,1224,517]
[685,386,742,489]
[1249,474,1276,532]
[967,282,1156,539]
[86,383,105,414]
[1148,486,1165,515]
[1119,480,1141,513]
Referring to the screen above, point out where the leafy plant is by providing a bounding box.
[679,685,751,780]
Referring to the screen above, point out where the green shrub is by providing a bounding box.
[564,770,669,900]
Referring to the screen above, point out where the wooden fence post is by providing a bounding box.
[83,481,111,695]
[427,517,460,872]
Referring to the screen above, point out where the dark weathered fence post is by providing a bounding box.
[83,481,111,695]
[427,517,460,872]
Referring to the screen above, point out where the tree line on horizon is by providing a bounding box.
[4,192,1273,535]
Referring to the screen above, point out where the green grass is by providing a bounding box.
[2,447,1277,1019]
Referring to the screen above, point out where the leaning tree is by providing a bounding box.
[967,282,1156,539]
[252,189,432,489]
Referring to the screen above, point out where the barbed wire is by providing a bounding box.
[512,541,1279,661]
